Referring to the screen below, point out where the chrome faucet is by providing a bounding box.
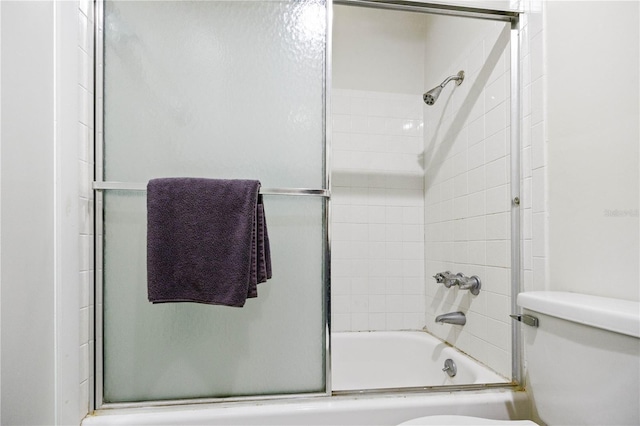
[435,311,466,325]
[433,271,481,295]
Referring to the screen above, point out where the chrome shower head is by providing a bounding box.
[423,70,465,106]
[423,86,443,106]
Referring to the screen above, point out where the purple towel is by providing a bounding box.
[147,178,272,307]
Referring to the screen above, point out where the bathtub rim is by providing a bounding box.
[92,383,520,415]
[96,382,518,411]
[85,388,533,426]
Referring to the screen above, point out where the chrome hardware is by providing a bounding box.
[442,359,457,377]
[435,311,466,325]
[513,196,520,206]
[435,271,481,295]
[456,274,481,296]
[433,271,458,288]
[92,181,330,198]
[510,314,539,327]
[423,70,465,106]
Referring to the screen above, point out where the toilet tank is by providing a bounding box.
[519,291,640,426]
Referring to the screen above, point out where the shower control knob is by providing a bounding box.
[442,359,457,377]
[434,271,457,288]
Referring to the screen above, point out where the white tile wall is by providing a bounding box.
[521,1,547,296]
[78,0,94,417]
[423,20,513,378]
[331,89,426,332]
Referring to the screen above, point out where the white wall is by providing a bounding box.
[546,1,639,301]
[522,1,639,421]
[1,1,88,424]
[332,5,428,94]
[520,1,546,297]
[1,2,56,423]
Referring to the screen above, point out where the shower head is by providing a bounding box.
[423,86,443,106]
[423,70,465,106]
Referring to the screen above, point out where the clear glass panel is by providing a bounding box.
[421,17,514,380]
[331,4,512,388]
[102,0,327,402]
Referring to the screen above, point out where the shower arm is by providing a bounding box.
[438,70,465,88]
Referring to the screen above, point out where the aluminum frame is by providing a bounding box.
[510,18,523,385]
[92,181,331,197]
[332,382,517,397]
[92,0,522,411]
[334,0,518,22]
[93,0,104,410]
[324,0,334,398]
[93,0,333,409]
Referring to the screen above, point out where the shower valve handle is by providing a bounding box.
[433,271,457,288]
[456,274,482,296]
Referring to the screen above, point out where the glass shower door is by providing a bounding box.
[99,0,328,403]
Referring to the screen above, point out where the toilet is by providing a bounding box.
[398,291,640,425]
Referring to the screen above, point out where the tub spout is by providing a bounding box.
[435,311,466,325]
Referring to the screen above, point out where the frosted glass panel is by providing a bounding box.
[101,0,327,402]
[103,193,326,402]
[104,0,325,187]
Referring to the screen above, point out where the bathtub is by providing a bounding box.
[331,331,506,391]
[83,332,529,426]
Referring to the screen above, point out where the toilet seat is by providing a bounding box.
[397,415,538,425]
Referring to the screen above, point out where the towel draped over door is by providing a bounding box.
[147,177,272,307]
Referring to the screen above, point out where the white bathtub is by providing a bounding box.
[83,331,527,425]
[83,391,531,426]
[331,331,506,391]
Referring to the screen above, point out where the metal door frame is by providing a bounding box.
[92,0,521,410]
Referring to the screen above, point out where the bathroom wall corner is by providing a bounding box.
[1,2,56,423]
